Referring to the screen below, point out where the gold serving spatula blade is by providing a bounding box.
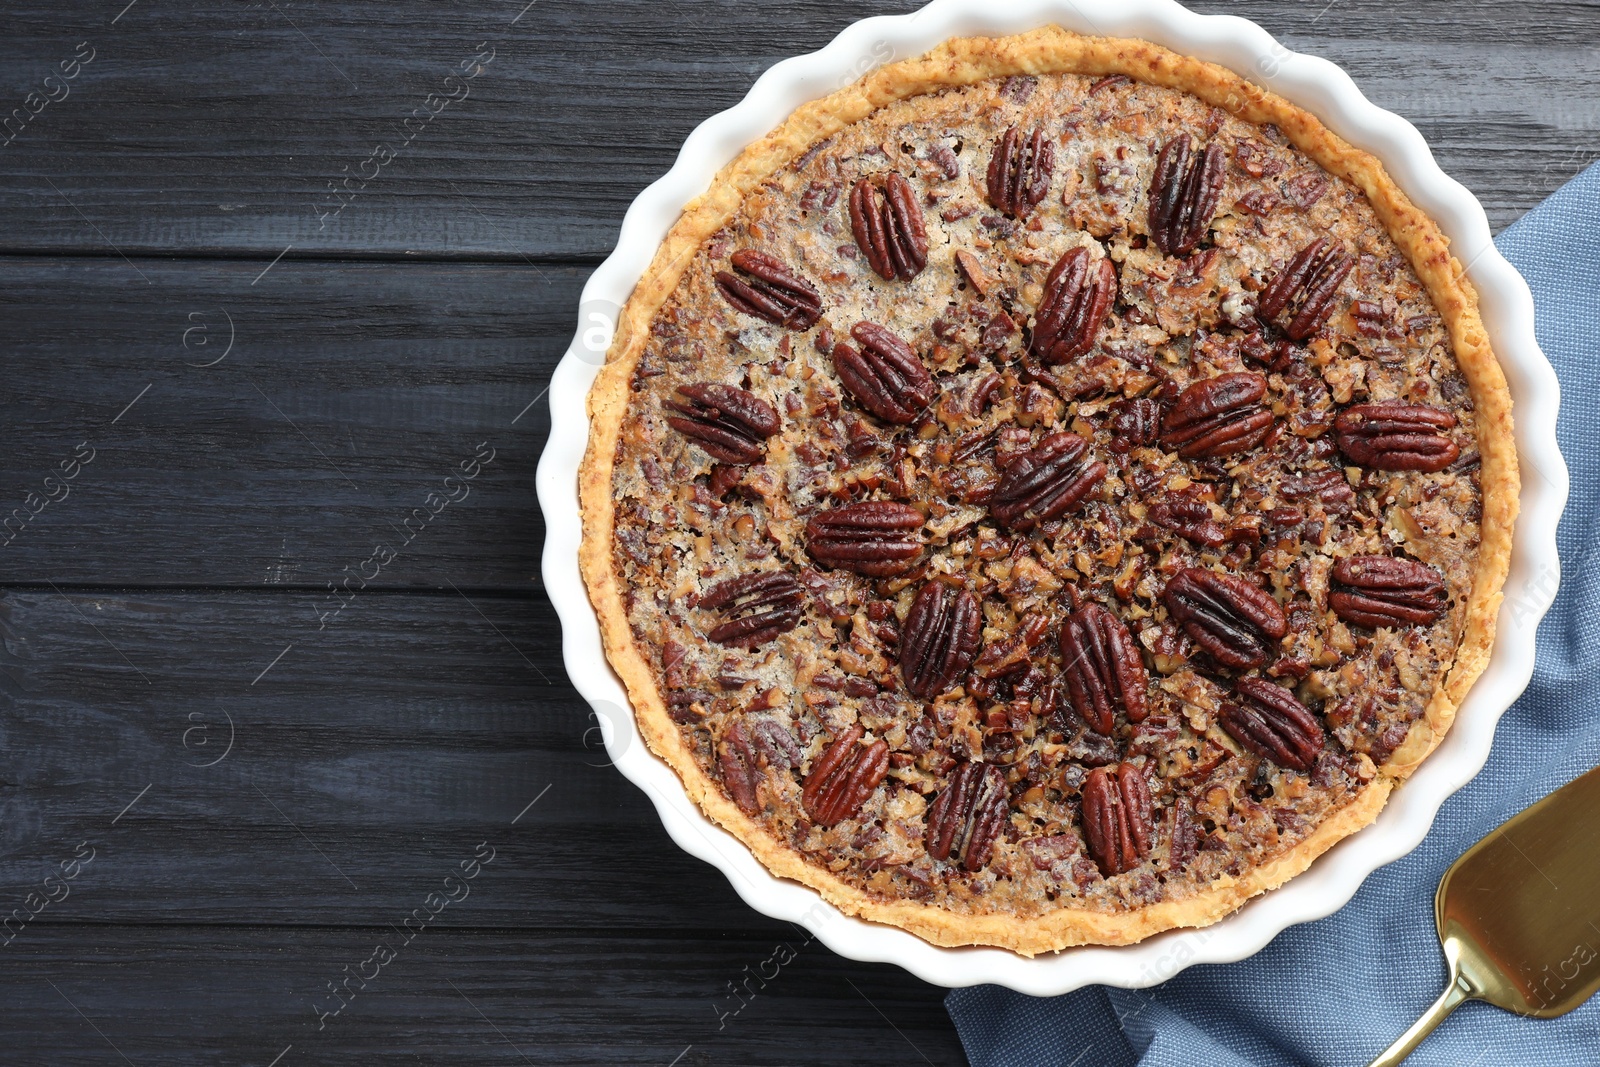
[1368,764,1600,1065]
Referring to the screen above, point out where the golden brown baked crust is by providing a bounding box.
[578,27,1516,954]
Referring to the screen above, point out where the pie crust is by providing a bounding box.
[578,27,1516,954]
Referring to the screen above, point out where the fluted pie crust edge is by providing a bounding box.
[578,26,1517,954]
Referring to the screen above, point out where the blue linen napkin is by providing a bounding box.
[947,163,1600,1067]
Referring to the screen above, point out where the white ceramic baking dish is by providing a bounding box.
[536,0,1568,995]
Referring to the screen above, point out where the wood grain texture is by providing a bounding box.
[0,587,777,930]
[0,256,562,590]
[0,587,964,1061]
[2,0,1596,1062]
[1,926,965,1065]
[0,0,1592,258]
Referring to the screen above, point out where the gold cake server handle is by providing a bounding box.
[1366,962,1479,1065]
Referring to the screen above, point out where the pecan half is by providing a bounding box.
[1159,373,1274,459]
[802,724,889,826]
[925,761,1008,871]
[1334,401,1460,472]
[805,501,925,577]
[1330,555,1448,628]
[663,383,780,464]
[717,720,762,814]
[1081,762,1153,876]
[832,322,935,425]
[849,173,928,281]
[1220,676,1324,772]
[1255,238,1355,340]
[988,432,1106,532]
[1162,568,1288,670]
[900,581,983,700]
[1060,603,1148,734]
[700,570,804,647]
[1148,134,1226,257]
[985,126,1054,218]
[714,249,823,329]
[1030,247,1117,365]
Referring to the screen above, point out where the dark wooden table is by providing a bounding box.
[1,1,1592,1063]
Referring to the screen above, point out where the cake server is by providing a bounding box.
[1368,764,1600,1065]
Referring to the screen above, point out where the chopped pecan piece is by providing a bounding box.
[972,612,1051,683]
[666,689,711,724]
[1030,247,1117,365]
[985,126,1054,218]
[714,249,823,329]
[1330,555,1448,628]
[802,724,889,826]
[1162,568,1288,670]
[700,570,805,647]
[663,383,780,464]
[978,310,1016,355]
[1279,469,1355,515]
[832,321,935,425]
[1285,172,1328,210]
[751,719,802,769]
[988,431,1107,531]
[1221,676,1324,772]
[717,720,762,814]
[927,143,961,180]
[1088,73,1131,94]
[1107,396,1160,452]
[1060,602,1148,734]
[707,463,747,497]
[1081,762,1153,875]
[848,173,929,281]
[1159,373,1274,459]
[1234,189,1278,216]
[954,250,993,296]
[1256,238,1355,340]
[1148,134,1226,257]
[1240,328,1295,372]
[925,761,1008,871]
[900,581,983,701]
[1351,298,1389,338]
[1334,401,1460,472]
[998,75,1037,104]
[805,501,925,577]
[1168,800,1199,870]
[1147,495,1227,547]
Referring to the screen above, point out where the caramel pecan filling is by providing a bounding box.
[614,71,1480,917]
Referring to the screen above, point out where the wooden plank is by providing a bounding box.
[0,0,1590,259]
[0,256,571,590]
[0,581,966,1064]
[0,587,835,932]
[0,925,966,1065]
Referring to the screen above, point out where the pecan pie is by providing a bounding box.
[580,28,1516,953]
